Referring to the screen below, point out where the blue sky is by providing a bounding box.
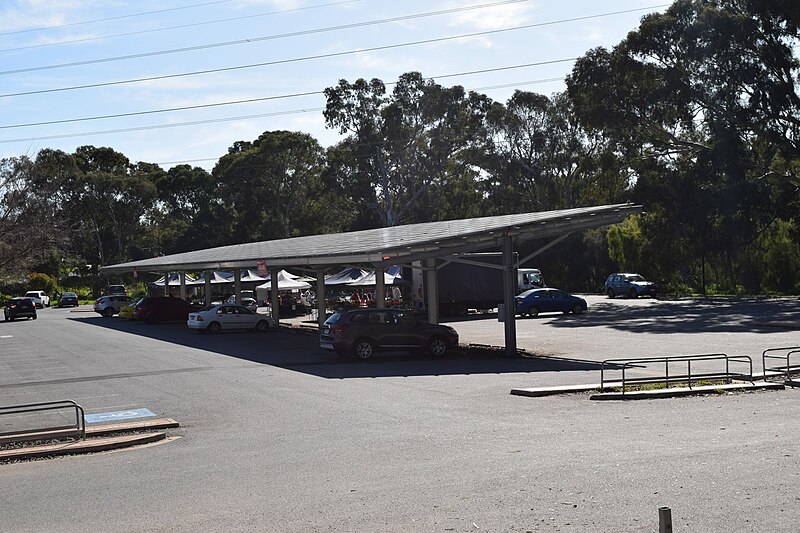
[0,0,668,171]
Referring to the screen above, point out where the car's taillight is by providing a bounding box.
[195,316,203,321]
[330,324,347,333]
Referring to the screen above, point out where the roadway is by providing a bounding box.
[1,296,799,532]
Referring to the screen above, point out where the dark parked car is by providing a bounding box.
[604,273,657,298]
[4,297,38,321]
[320,308,459,360]
[134,296,195,324]
[514,288,587,318]
[57,292,79,308]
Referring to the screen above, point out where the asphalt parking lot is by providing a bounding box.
[1,296,799,532]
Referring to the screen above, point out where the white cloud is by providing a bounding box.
[447,1,532,31]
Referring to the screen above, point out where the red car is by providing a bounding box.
[134,297,197,324]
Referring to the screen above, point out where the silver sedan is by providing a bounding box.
[187,304,274,334]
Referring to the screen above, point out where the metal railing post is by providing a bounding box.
[658,506,673,533]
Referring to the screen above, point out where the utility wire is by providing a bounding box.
[0,0,529,75]
[0,60,574,130]
[0,0,237,37]
[0,4,667,98]
[0,1,388,55]
[0,76,567,145]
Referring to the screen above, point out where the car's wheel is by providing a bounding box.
[102,307,115,317]
[207,322,221,334]
[629,289,638,299]
[7,317,13,321]
[254,320,270,332]
[428,336,448,357]
[353,338,375,360]
[571,304,583,314]
[527,305,539,318]
[607,289,615,298]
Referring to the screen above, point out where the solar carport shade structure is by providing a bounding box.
[102,203,642,355]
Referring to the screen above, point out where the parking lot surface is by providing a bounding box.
[1,296,799,532]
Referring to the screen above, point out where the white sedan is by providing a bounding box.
[187,304,275,334]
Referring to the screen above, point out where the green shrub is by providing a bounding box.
[28,272,57,295]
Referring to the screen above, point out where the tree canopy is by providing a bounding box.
[2,0,800,296]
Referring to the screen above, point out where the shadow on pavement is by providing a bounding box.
[68,315,608,379]
[520,297,800,334]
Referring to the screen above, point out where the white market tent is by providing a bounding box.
[347,269,407,287]
[256,270,311,291]
[152,272,196,286]
[189,271,234,285]
[324,267,368,286]
[239,269,268,283]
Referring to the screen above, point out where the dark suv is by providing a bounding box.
[134,297,194,324]
[320,308,459,360]
[4,297,38,321]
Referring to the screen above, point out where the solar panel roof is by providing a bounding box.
[101,203,642,274]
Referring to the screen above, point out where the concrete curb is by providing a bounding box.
[511,381,787,400]
[0,418,180,462]
[0,432,166,461]
[590,381,785,400]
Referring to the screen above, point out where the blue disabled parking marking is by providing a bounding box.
[85,408,156,424]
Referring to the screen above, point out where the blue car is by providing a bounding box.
[514,288,587,318]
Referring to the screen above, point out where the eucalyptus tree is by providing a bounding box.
[67,146,157,266]
[567,0,800,291]
[483,90,633,215]
[0,155,65,276]
[142,164,215,255]
[324,72,491,226]
[212,130,328,244]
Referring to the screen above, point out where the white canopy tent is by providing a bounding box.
[152,273,196,286]
[347,270,407,287]
[188,271,234,285]
[324,267,368,286]
[256,270,311,291]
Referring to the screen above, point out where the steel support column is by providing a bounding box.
[234,269,241,305]
[375,266,385,309]
[204,271,211,306]
[270,268,280,324]
[425,258,439,324]
[316,268,326,328]
[502,234,517,356]
[179,272,186,300]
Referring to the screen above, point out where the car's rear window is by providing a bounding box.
[324,312,345,325]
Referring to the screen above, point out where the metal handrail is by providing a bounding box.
[601,353,753,394]
[762,346,800,381]
[0,400,85,439]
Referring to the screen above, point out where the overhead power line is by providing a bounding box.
[0,3,668,99]
[0,60,575,130]
[0,0,237,37]
[0,0,530,75]
[0,75,568,145]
